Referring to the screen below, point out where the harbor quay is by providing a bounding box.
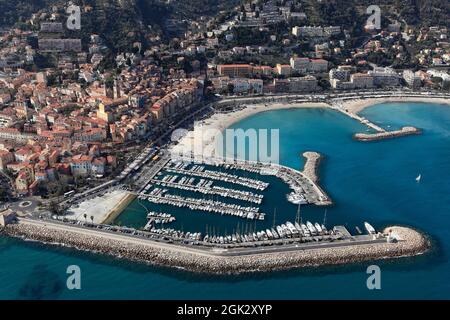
[354,127,422,141]
[2,218,430,275]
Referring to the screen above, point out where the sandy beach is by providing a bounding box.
[340,96,450,114]
[172,101,329,158]
[208,101,329,131]
[172,95,449,157]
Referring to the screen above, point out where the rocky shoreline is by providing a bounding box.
[2,222,430,275]
[354,126,421,141]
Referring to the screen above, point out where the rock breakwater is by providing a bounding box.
[3,222,430,275]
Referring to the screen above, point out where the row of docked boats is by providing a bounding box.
[145,212,176,225]
[150,174,263,204]
[203,221,330,244]
[139,188,266,220]
[147,227,202,242]
[165,166,268,191]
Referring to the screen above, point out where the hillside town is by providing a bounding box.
[0,0,449,202]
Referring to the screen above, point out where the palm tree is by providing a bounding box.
[83,214,87,222]
[90,216,94,223]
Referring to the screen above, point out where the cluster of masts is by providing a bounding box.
[139,188,266,220]
[166,161,269,191]
[147,227,202,242]
[203,221,330,244]
[150,174,263,204]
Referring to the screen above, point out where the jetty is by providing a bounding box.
[301,151,322,183]
[3,218,430,275]
[354,126,421,141]
[332,104,386,133]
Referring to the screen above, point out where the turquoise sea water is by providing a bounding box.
[1,102,449,299]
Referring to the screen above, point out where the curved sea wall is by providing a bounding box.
[354,126,421,141]
[3,223,430,275]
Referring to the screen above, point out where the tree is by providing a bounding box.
[83,214,87,222]
[0,186,8,202]
[227,83,235,95]
[49,201,60,216]
[90,216,94,223]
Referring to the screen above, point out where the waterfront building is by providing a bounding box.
[350,73,375,89]
[368,67,400,87]
[403,70,422,89]
[70,155,93,176]
[288,76,318,92]
[329,68,349,82]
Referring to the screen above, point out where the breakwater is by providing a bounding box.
[301,152,322,183]
[3,220,430,275]
[354,126,421,142]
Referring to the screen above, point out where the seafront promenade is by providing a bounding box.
[3,217,430,274]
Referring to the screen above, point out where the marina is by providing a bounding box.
[139,189,266,221]
[148,174,264,204]
[110,153,334,233]
[165,161,269,191]
[144,212,176,230]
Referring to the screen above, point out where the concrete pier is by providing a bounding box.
[330,104,386,132]
[354,126,421,141]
